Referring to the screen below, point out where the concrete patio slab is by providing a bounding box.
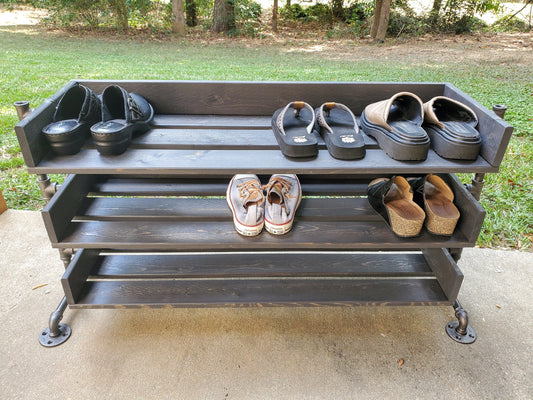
[1,210,531,399]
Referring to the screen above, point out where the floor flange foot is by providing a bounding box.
[446,300,476,344]
[446,321,476,344]
[39,323,71,347]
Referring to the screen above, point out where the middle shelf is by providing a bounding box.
[42,173,485,251]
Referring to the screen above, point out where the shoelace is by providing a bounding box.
[262,177,295,200]
[237,180,264,205]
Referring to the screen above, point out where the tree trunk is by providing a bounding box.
[373,0,391,42]
[186,0,197,27]
[429,0,443,25]
[331,0,343,20]
[212,0,236,33]
[172,0,186,35]
[370,0,383,38]
[110,0,128,31]
[273,0,278,32]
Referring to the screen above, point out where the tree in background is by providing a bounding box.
[331,0,343,20]
[172,0,186,34]
[273,0,278,32]
[27,0,527,36]
[371,0,391,42]
[109,0,129,31]
[186,0,198,27]
[212,0,236,32]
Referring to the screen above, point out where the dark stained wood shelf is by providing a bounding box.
[56,219,473,251]
[30,147,496,175]
[62,250,456,308]
[16,81,512,173]
[70,279,450,308]
[27,114,496,175]
[42,174,485,251]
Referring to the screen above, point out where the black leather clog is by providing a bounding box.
[90,85,154,156]
[42,83,101,155]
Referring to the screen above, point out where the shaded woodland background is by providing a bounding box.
[2,0,531,40]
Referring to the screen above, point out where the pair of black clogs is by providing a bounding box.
[42,83,154,156]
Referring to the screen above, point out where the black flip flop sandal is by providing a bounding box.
[423,96,481,160]
[90,85,154,156]
[316,102,365,160]
[271,101,318,158]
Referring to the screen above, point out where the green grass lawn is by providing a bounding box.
[1,26,531,249]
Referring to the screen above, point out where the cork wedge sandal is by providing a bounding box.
[271,101,318,158]
[367,176,426,238]
[409,174,460,236]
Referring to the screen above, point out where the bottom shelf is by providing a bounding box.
[62,250,463,308]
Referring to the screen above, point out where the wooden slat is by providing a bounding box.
[423,248,464,303]
[29,148,496,175]
[41,174,98,243]
[90,177,372,196]
[443,83,513,168]
[77,197,379,222]
[54,220,473,250]
[70,278,449,308]
[61,249,100,304]
[124,127,378,150]
[92,178,229,196]
[152,115,270,128]
[91,252,434,279]
[132,128,280,149]
[79,80,446,116]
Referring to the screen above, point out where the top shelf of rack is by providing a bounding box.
[15,80,512,175]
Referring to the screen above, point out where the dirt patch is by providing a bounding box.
[0,5,47,26]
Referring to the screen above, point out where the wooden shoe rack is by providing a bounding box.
[15,81,513,346]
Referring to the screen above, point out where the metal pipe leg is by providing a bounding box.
[39,297,71,347]
[448,248,463,262]
[446,104,509,341]
[446,300,476,344]
[59,248,74,268]
[37,174,60,201]
[466,172,485,201]
[14,100,32,121]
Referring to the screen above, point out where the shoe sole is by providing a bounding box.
[47,135,87,155]
[271,109,318,158]
[424,125,481,160]
[322,128,366,160]
[264,182,302,235]
[226,176,264,237]
[360,112,429,161]
[92,104,154,156]
[92,121,150,156]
